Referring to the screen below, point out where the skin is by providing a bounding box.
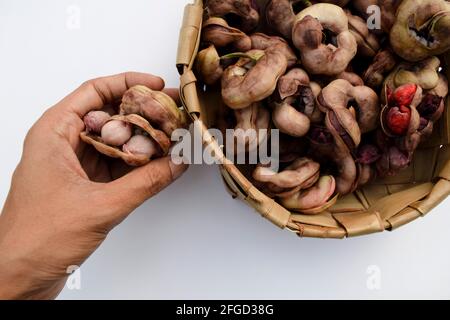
[0,72,188,299]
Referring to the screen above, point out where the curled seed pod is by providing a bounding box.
[265,0,311,39]
[383,57,441,96]
[221,47,288,109]
[123,134,159,159]
[292,4,357,76]
[83,111,111,134]
[201,17,252,52]
[363,49,398,89]
[101,120,133,147]
[80,114,171,167]
[279,175,337,214]
[307,125,334,156]
[416,93,444,138]
[196,45,224,85]
[308,81,325,123]
[120,85,187,137]
[380,84,423,164]
[381,83,423,138]
[318,79,380,138]
[318,0,350,6]
[250,33,298,67]
[332,139,358,195]
[312,69,364,88]
[346,11,380,57]
[205,0,260,33]
[390,0,450,61]
[336,70,364,87]
[272,68,318,137]
[252,157,321,198]
[357,144,382,165]
[416,74,449,139]
[277,68,311,100]
[278,134,308,163]
[233,102,270,153]
[356,163,376,188]
[354,144,379,187]
[375,133,412,177]
[428,73,449,98]
[308,123,358,195]
[272,102,311,137]
[381,60,437,140]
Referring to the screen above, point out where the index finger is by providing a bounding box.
[58,72,165,117]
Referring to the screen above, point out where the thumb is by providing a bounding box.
[103,156,188,217]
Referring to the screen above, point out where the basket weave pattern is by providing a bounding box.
[176,0,450,238]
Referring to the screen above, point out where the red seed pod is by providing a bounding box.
[383,83,422,137]
[386,105,412,136]
[388,83,418,107]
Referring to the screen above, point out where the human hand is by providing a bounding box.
[0,72,188,299]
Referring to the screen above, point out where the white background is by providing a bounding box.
[1,0,449,299]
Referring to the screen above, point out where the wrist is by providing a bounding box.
[0,222,64,299]
[0,251,35,299]
[0,251,66,299]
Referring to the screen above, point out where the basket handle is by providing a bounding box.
[176,0,203,120]
[176,0,203,75]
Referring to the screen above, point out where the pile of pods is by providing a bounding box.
[80,86,186,166]
[195,0,450,213]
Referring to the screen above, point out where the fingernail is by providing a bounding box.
[169,160,188,180]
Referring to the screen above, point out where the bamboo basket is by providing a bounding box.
[176,0,450,238]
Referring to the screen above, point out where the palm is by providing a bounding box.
[77,142,132,183]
